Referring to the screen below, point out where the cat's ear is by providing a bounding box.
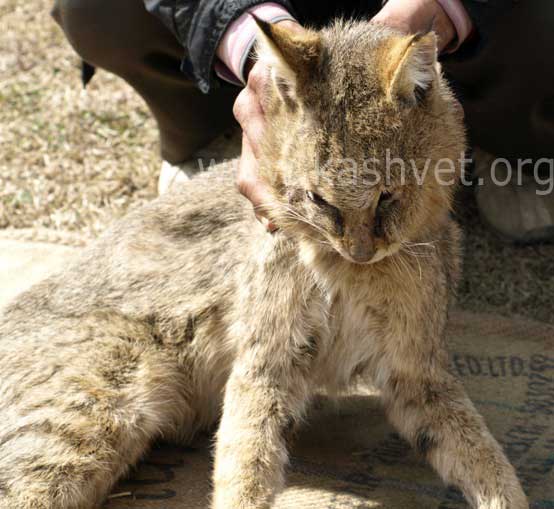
[385,32,439,107]
[254,17,322,104]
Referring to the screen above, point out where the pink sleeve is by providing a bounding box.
[435,0,474,52]
[215,2,296,86]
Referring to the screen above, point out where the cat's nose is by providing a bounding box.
[346,237,376,263]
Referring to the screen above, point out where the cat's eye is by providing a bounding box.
[378,190,400,211]
[378,190,394,205]
[306,190,328,207]
[374,191,395,238]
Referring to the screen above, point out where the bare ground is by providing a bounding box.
[1,0,553,324]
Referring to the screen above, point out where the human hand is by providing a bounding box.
[372,0,456,52]
[232,19,305,232]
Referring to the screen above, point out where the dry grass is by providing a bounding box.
[1,0,553,323]
[455,187,554,325]
[0,0,159,239]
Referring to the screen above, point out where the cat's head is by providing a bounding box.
[254,19,466,264]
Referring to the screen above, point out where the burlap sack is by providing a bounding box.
[0,238,552,508]
[0,238,77,308]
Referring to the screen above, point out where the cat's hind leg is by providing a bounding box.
[0,336,193,509]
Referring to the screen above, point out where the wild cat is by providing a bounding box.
[0,19,527,509]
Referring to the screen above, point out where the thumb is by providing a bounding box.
[237,135,277,232]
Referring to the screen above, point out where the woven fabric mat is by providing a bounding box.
[0,233,552,509]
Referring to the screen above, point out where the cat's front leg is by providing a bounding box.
[211,356,310,509]
[380,361,528,509]
[211,235,316,508]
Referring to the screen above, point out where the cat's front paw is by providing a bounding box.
[211,473,275,509]
[477,488,528,509]
[211,489,271,509]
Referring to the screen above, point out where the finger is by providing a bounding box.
[245,61,267,97]
[233,88,266,159]
[258,215,278,233]
[237,136,272,207]
[238,136,277,232]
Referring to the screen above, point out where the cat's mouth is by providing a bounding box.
[337,242,401,265]
[369,243,402,263]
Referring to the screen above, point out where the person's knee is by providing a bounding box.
[51,0,63,25]
[51,0,135,70]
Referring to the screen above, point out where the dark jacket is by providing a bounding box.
[144,0,290,93]
[144,0,512,94]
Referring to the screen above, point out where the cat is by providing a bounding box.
[0,19,527,509]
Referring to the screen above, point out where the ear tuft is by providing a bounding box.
[252,15,277,46]
[254,17,322,93]
[385,32,438,106]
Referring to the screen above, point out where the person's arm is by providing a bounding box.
[144,0,296,93]
[215,3,296,87]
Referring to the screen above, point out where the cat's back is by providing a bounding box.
[0,163,256,340]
